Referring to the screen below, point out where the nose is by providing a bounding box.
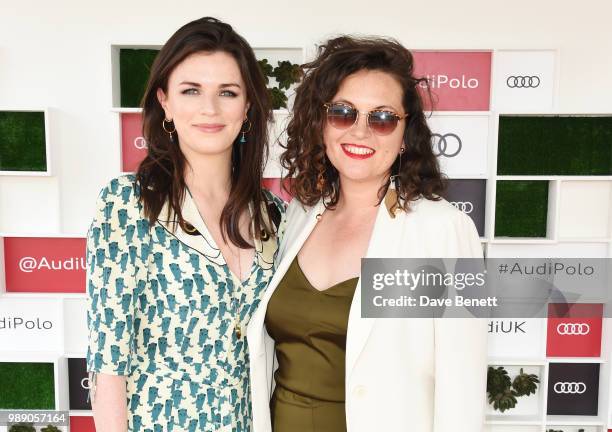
[348,112,372,139]
[199,92,219,116]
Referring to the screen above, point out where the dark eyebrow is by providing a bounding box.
[179,81,201,87]
[178,81,241,89]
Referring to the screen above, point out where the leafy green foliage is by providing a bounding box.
[8,424,36,432]
[512,367,540,397]
[487,366,539,413]
[272,61,302,90]
[258,58,302,109]
[269,88,288,110]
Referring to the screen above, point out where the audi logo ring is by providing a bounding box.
[556,323,590,335]
[431,133,462,157]
[506,75,541,88]
[553,382,587,394]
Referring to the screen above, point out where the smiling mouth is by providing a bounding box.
[193,123,225,133]
[341,143,376,159]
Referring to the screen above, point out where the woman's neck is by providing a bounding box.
[183,152,232,201]
[335,174,388,214]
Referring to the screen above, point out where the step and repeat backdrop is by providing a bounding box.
[1,44,611,432]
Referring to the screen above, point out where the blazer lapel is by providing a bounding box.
[345,190,408,379]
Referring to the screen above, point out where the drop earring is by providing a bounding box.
[162,118,176,143]
[240,119,252,143]
[386,146,406,218]
[390,146,405,185]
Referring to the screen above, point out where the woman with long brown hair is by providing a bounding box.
[247,36,487,432]
[86,17,284,431]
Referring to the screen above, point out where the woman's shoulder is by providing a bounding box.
[407,195,482,257]
[94,174,144,212]
[101,174,139,192]
[284,196,320,223]
[407,195,473,229]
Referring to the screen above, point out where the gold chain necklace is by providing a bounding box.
[234,245,243,339]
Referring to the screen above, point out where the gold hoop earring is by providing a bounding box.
[162,118,176,142]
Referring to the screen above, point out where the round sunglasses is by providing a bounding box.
[323,102,408,136]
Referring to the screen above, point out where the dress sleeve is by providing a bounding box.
[85,177,148,377]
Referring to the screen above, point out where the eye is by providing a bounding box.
[373,110,397,119]
[220,90,238,97]
[181,88,199,95]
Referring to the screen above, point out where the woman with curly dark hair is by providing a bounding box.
[246,36,487,432]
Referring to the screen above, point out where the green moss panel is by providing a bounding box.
[495,180,549,237]
[0,111,46,172]
[498,116,612,175]
[0,362,55,409]
[120,48,160,108]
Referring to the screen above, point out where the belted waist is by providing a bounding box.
[132,355,245,388]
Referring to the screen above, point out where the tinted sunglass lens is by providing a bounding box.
[369,111,398,135]
[327,105,357,129]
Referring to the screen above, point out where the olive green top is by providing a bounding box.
[265,256,358,431]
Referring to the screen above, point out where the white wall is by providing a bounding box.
[1,0,611,235]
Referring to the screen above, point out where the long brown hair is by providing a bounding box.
[282,36,445,209]
[137,17,273,248]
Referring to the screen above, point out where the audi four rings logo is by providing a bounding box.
[556,323,590,335]
[134,137,148,150]
[431,133,462,158]
[506,75,541,88]
[450,201,474,214]
[553,382,587,394]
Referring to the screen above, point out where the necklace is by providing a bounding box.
[234,244,243,339]
[230,206,254,340]
[228,239,244,339]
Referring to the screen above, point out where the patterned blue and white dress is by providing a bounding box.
[86,174,285,432]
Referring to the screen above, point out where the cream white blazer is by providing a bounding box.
[246,193,488,432]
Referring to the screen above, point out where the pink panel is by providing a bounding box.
[121,112,147,172]
[412,51,492,111]
[70,416,96,431]
[4,237,86,293]
[262,178,293,203]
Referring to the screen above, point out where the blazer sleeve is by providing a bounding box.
[433,211,488,432]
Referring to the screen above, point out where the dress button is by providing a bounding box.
[353,385,367,397]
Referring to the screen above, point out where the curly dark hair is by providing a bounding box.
[137,17,273,248]
[281,35,446,209]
